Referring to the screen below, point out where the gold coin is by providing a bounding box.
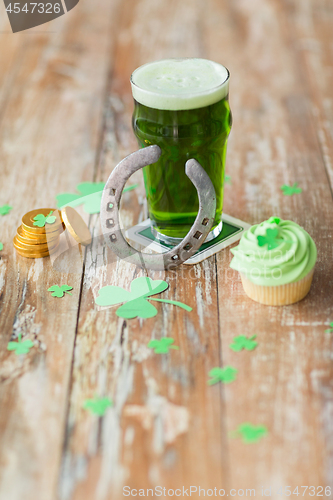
[61,206,92,246]
[13,246,58,258]
[22,209,63,235]
[20,226,48,242]
[13,235,58,252]
[13,238,59,253]
[14,241,60,258]
[21,224,62,239]
[13,236,59,253]
[14,233,58,248]
[17,226,60,245]
[15,249,51,258]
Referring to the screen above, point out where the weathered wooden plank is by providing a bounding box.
[60,256,226,498]
[283,0,333,190]
[58,0,229,498]
[0,0,119,499]
[0,13,28,117]
[283,0,333,488]
[204,0,333,493]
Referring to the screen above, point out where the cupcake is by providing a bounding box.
[230,217,317,305]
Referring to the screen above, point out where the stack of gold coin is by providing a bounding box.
[13,208,64,258]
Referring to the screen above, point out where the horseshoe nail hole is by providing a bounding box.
[106,218,114,228]
[193,231,202,239]
[172,254,179,261]
[110,234,117,242]
[202,218,209,226]
[109,188,116,196]
[107,203,114,211]
[183,243,192,251]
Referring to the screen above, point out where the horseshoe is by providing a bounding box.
[100,145,216,270]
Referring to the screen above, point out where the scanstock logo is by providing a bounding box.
[3,0,79,33]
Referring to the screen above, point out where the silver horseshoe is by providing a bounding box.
[100,145,216,270]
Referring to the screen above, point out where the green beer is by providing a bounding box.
[131,58,232,241]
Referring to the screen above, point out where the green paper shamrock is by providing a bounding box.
[7,334,34,355]
[225,174,232,184]
[33,210,56,227]
[148,338,179,354]
[95,277,192,319]
[257,228,281,250]
[0,204,12,215]
[229,335,258,352]
[48,284,73,297]
[231,423,268,444]
[281,183,302,196]
[325,322,333,333]
[83,397,113,416]
[0,242,3,251]
[267,216,281,225]
[208,366,238,385]
[56,182,138,215]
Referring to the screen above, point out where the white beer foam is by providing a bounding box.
[131,58,229,111]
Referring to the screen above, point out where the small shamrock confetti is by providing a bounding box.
[267,216,281,225]
[0,204,12,215]
[83,397,113,416]
[231,423,268,444]
[33,210,56,227]
[208,366,238,385]
[280,183,302,196]
[95,277,192,319]
[56,182,138,215]
[148,338,179,354]
[229,335,258,352]
[257,228,281,250]
[7,334,34,355]
[325,322,333,333]
[225,174,232,185]
[48,284,73,297]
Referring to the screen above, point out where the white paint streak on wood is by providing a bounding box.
[124,426,135,446]
[131,341,152,362]
[27,257,44,282]
[0,260,6,294]
[195,282,205,329]
[124,399,189,447]
[318,127,333,186]
[202,259,213,306]
[12,304,41,339]
[96,409,127,500]
[123,405,153,430]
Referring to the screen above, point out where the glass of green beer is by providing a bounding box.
[131,58,232,243]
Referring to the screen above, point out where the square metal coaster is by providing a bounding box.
[126,213,250,265]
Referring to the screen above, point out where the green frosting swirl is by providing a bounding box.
[230,217,317,286]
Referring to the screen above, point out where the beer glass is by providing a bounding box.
[131,58,232,243]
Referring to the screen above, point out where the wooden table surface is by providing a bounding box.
[1,0,333,499]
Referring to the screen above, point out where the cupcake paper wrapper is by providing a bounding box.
[240,269,314,306]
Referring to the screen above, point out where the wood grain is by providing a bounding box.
[0,0,119,498]
[59,1,228,498]
[0,0,332,498]
[206,0,333,492]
